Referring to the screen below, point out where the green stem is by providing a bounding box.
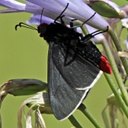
[104,74,128,117]
[79,104,101,128]
[103,29,128,106]
[108,28,128,74]
[81,26,88,35]
[102,105,111,128]
[68,115,83,128]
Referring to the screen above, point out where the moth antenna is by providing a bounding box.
[40,8,44,24]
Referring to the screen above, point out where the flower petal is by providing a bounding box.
[0,0,109,30]
[27,0,109,30]
[0,0,25,11]
[27,14,54,25]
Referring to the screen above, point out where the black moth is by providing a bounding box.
[15,3,111,120]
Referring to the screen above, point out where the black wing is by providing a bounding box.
[48,42,102,120]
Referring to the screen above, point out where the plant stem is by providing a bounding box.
[79,104,101,128]
[108,27,128,74]
[103,28,128,106]
[102,105,111,128]
[68,115,83,128]
[103,29,128,106]
[104,74,128,117]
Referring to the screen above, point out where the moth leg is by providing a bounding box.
[70,18,78,28]
[54,3,69,23]
[60,15,65,25]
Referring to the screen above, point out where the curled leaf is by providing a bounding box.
[18,92,52,128]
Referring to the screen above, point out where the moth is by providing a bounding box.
[15,3,112,120]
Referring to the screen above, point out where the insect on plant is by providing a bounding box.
[15,3,112,120]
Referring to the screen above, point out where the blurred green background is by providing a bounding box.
[0,1,127,128]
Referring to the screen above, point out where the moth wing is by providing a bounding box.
[48,43,102,120]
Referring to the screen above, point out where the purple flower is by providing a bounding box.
[0,0,109,30]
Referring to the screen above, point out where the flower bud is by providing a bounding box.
[0,79,47,96]
[88,0,126,18]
